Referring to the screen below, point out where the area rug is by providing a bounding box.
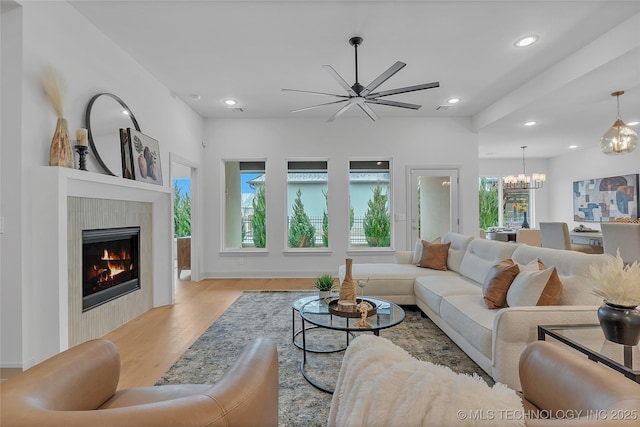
[156,291,493,426]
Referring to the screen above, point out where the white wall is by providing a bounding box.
[1,1,203,368]
[202,117,479,278]
[479,146,640,230]
[549,146,640,229]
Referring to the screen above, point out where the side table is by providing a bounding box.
[538,324,640,383]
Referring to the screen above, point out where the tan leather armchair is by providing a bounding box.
[520,340,640,426]
[1,338,278,427]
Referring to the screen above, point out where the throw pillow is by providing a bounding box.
[417,241,450,271]
[482,259,520,309]
[506,267,563,307]
[517,258,545,272]
[411,236,441,265]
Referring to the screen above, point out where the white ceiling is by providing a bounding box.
[69,0,640,159]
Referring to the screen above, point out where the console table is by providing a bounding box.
[538,324,639,383]
[569,230,603,247]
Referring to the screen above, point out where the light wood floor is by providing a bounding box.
[103,274,310,390]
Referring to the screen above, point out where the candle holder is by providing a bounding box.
[75,144,89,171]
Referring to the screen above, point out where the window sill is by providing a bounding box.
[220,249,268,256]
[346,248,395,256]
[283,248,332,256]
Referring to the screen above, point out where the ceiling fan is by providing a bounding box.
[282,36,439,122]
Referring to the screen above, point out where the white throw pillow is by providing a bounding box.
[411,236,441,265]
[506,266,564,307]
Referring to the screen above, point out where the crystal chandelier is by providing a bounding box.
[503,146,545,190]
[601,91,638,155]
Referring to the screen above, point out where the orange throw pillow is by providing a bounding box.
[483,259,520,309]
[417,241,451,271]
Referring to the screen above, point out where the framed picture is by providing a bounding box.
[573,174,639,222]
[128,128,163,186]
[119,128,135,180]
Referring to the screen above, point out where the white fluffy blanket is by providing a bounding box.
[327,335,524,427]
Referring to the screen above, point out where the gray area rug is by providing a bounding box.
[156,291,492,426]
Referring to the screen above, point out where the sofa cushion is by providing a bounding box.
[442,233,474,273]
[414,275,482,316]
[506,267,563,307]
[483,259,520,309]
[459,239,519,284]
[411,236,441,264]
[418,241,450,270]
[439,294,497,359]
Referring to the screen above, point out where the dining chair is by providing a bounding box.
[601,222,640,264]
[515,229,541,246]
[539,222,601,254]
[479,229,486,239]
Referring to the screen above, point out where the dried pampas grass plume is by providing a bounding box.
[40,65,65,118]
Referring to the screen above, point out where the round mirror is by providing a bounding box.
[85,93,141,176]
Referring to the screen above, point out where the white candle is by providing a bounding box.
[76,128,88,146]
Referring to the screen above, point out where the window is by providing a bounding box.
[503,190,530,228]
[287,161,328,249]
[479,177,499,229]
[224,161,266,249]
[479,176,532,229]
[349,161,391,248]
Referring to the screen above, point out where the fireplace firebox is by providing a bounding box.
[82,227,140,312]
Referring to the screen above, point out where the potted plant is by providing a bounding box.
[589,250,640,345]
[313,274,335,299]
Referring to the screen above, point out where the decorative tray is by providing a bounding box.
[328,299,378,318]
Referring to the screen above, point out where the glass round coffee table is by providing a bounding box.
[298,297,405,393]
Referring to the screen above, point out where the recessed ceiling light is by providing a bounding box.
[515,35,539,48]
[568,145,579,149]
[224,99,237,106]
[121,109,130,116]
[628,121,640,126]
[447,97,461,104]
[523,121,537,127]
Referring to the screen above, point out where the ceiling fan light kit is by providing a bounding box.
[600,91,638,155]
[283,36,439,121]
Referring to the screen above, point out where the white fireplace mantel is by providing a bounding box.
[30,167,173,364]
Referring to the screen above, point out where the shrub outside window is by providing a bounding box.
[349,161,391,248]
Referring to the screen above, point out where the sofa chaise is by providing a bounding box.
[338,232,611,390]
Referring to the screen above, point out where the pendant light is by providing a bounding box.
[601,91,638,155]
[503,146,545,190]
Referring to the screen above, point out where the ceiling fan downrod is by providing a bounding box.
[349,36,364,95]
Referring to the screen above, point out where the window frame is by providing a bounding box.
[347,158,394,252]
[284,158,330,253]
[221,159,267,253]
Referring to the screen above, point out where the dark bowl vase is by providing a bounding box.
[597,302,640,346]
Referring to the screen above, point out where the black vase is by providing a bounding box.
[521,211,530,229]
[597,302,640,346]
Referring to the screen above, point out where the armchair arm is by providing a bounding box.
[1,338,279,427]
[491,305,598,391]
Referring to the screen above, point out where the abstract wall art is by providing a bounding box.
[573,174,639,222]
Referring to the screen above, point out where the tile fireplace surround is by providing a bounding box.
[30,167,173,365]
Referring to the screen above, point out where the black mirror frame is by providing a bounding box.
[85,93,141,176]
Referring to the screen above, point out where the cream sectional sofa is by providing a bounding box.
[338,232,611,390]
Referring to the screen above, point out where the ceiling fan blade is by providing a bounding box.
[360,61,406,97]
[327,100,355,122]
[323,65,357,96]
[368,82,440,98]
[282,88,349,99]
[357,102,378,121]
[291,99,348,113]
[366,99,421,110]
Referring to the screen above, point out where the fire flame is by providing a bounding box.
[100,248,131,280]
